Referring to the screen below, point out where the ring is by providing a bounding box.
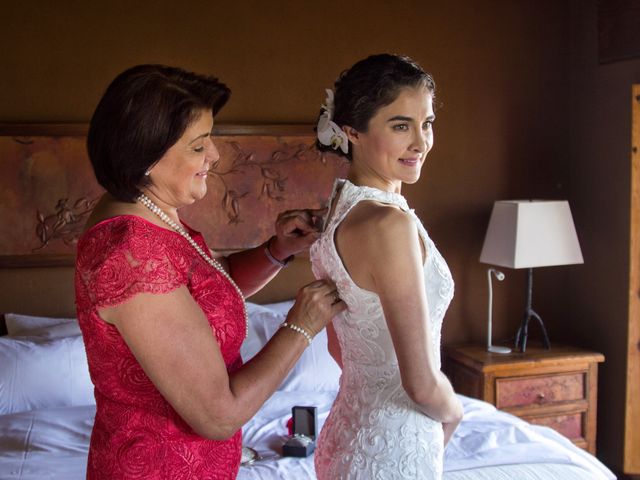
[291,433,313,446]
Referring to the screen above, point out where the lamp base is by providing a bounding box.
[514,268,551,353]
[488,345,512,354]
[515,309,551,352]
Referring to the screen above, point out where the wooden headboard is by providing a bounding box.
[0,124,347,318]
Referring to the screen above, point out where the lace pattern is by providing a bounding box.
[311,179,454,479]
[75,216,245,479]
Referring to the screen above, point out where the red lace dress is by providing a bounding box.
[75,215,246,479]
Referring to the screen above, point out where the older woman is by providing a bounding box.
[75,64,344,479]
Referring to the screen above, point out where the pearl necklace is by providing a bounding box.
[137,193,248,339]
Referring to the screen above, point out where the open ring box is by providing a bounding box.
[282,406,317,457]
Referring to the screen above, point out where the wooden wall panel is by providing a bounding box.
[625,84,640,474]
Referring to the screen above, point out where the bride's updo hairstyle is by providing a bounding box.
[316,54,435,160]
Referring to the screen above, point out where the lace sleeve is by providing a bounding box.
[77,218,189,310]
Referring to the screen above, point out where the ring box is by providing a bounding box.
[282,406,317,457]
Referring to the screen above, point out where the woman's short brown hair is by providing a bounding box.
[87,64,230,202]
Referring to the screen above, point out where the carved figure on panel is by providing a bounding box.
[33,196,99,251]
[208,140,331,225]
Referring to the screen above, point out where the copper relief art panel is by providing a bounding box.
[0,125,347,267]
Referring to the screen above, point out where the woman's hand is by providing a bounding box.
[269,208,327,261]
[443,396,464,445]
[223,208,327,296]
[286,279,345,337]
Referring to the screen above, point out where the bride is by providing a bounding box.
[310,54,463,479]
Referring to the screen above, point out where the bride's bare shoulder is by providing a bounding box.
[338,201,415,248]
[344,200,411,230]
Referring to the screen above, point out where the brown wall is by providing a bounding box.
[7,0,634,472]
[0,0,573,342]
[566,1,640,474]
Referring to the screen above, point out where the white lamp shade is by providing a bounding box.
[479,200,584,269]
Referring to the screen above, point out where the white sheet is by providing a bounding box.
[444,395,614,478]
[0,393,615,479]
[0,405,91,479]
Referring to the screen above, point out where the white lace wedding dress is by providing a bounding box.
[310,179,455,480]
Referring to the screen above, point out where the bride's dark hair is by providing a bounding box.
[316,54,435,160]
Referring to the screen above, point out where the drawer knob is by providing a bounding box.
[537,393,546,403]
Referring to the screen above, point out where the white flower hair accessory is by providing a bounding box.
[321,88,335,118]
[317,88,348,154]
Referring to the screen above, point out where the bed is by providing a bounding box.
[0,124,616,479]
[0,303,615,479]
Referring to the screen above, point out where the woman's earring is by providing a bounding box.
[144,170,151,176]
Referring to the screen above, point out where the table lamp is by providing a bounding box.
[479,200,584,352]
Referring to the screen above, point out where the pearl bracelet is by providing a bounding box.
[264,237,294,268]
[281,322,313,345]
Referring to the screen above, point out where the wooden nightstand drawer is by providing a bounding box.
[525,411,585,442]
[496,372,585,409]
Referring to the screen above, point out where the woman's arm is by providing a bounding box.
[222,239,283,297]
[326,322,343,369]
[336,202,462,425]
[99,279,344,441]
[224,209,325,296]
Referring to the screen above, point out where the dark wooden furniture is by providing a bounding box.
[443,344,604,454]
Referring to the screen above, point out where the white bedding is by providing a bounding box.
[0,393,615,479]
[0,306,616,479]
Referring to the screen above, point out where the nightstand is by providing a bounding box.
[442,344,604,454]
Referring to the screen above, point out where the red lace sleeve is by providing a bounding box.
[77,217,190,310]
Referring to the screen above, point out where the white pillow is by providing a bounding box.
[0,335,94,414]
[243,301,341,392]
[14,321,81,340]
[5,313,79,338]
